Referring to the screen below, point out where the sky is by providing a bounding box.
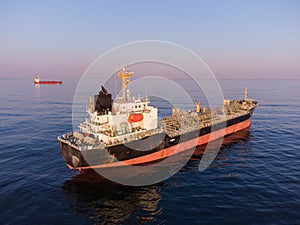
[0,0,299,79]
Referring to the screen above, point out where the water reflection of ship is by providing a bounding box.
[34,84,41,98]
[62,175,162,224]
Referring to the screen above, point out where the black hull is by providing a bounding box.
[59,112,253,168]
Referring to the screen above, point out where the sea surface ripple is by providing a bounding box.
[0,78,299,225]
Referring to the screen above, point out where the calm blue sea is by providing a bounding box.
[0,78,300,225]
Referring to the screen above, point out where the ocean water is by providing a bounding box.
[0,78,299,225]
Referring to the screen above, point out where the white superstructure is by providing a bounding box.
[78,66,161,146]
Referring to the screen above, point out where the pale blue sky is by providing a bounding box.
[0,0,299,79]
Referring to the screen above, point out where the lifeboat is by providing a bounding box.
[128,113,143,123]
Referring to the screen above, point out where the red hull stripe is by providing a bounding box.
[72,119,251,170]
[34,81,62,84]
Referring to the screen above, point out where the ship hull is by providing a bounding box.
[34,81,62,84]
[59,111,254,170]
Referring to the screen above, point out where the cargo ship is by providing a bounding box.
[34,76,62,84]
[58,66,258,170]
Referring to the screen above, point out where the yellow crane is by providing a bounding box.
[118,65,133,100]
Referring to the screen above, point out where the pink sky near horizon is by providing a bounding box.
[0,1,299,80]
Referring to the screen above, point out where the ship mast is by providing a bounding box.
[118,65,133,101]
[244,86,248,101]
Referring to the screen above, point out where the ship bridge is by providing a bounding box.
[80,65,160,145]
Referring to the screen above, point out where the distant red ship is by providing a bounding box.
[34,76,62,85]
